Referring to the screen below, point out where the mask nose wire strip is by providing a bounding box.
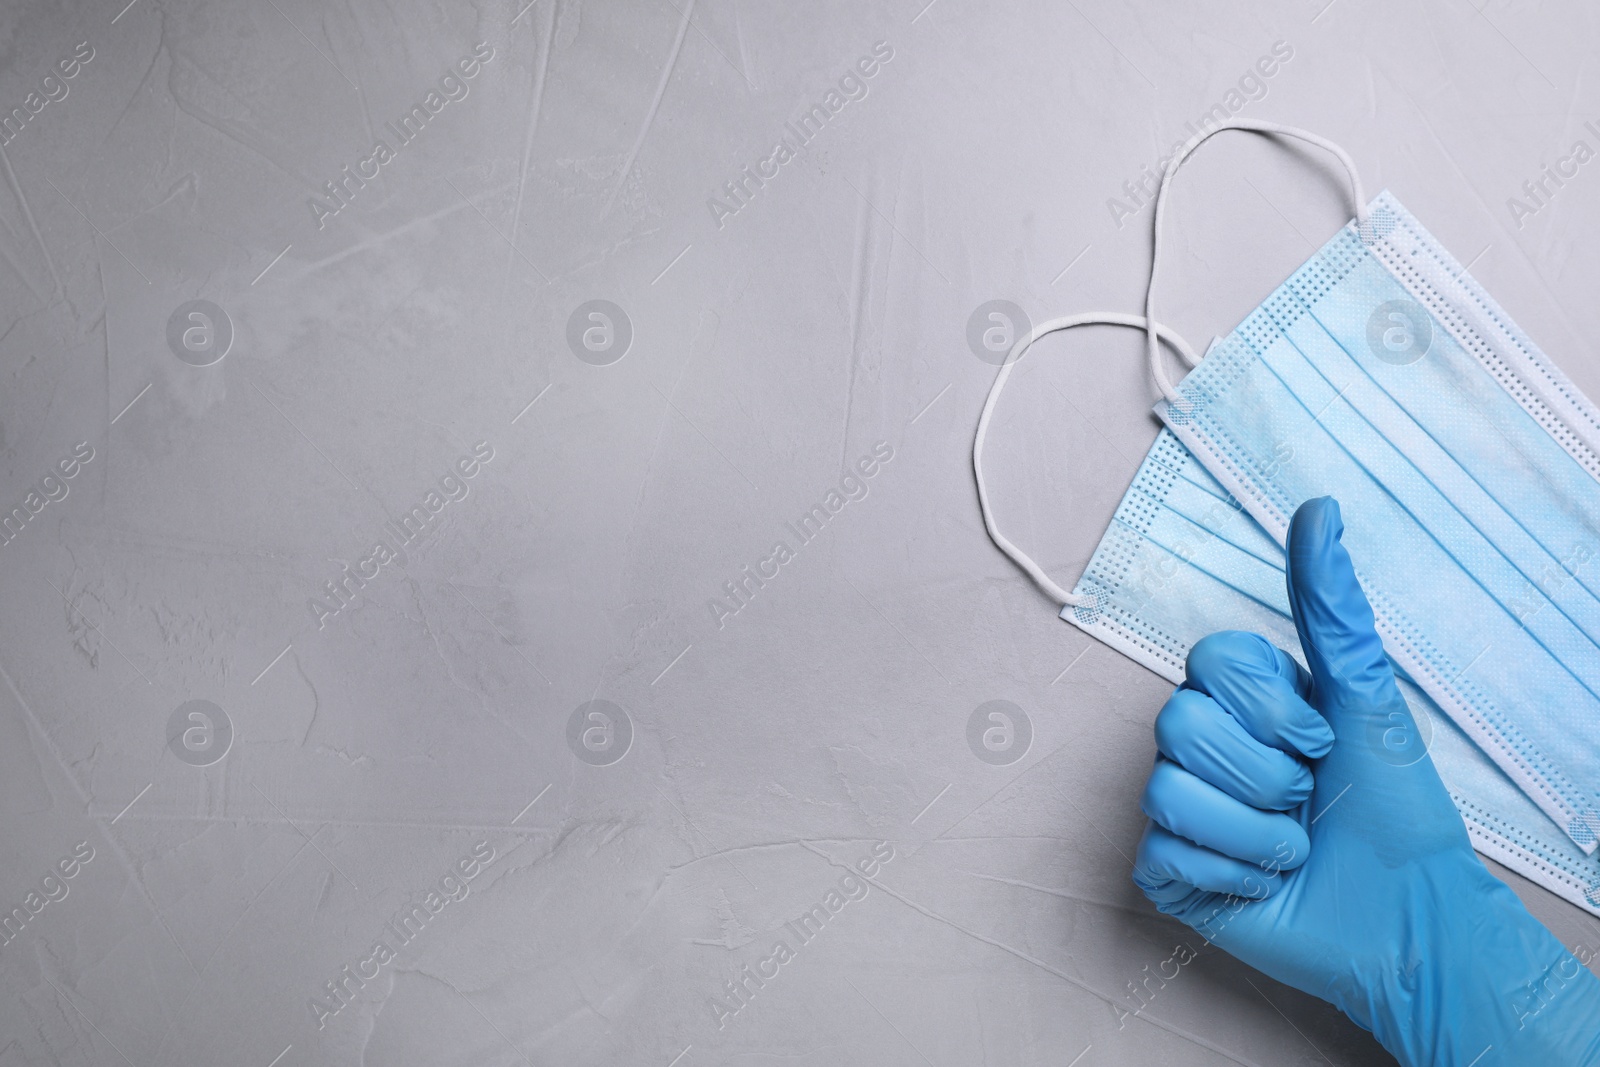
[973,312,1201,608]
[1144,118,1369,405]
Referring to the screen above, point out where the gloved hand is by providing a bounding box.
[1132,496,1600,1066]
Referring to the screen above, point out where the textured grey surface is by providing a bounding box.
[3,0,1600,1064]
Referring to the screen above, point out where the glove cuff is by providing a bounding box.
[1369,861,1600,1067]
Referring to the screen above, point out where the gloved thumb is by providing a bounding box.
[1285,497,1405,723]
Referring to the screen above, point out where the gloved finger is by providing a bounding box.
[1285,497,1407,719]
[1155,688,1315,810]
[1184,631,1334,759]
[1134,823,1285,900]
[1141,758,1310,870]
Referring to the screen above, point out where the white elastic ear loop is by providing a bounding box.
[973,313,1201,608]
[1144,119,1369,404]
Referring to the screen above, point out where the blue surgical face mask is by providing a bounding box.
[1144,177,1600,853]
[1068,422,1600,915]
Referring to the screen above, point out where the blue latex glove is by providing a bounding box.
[1133,497,1600,1066]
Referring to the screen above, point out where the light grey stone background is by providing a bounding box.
[2,0,1598,1063]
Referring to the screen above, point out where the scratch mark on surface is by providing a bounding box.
[44,978,138,1065]
[44,177,153,284]
[801,841,1111,1002]
[84,810,563,834]
[843,976,937,1065]
[910,782,951,825]
[958,871,1148,918]
[151,834,322,1061]
[251,243,293,286]
[110,383,153,425]
[812,842,1262,1065]
[651,242,693,284]
[0,661,202,982]
[512,783,552,824]
[297,181,521,277]
[663,837,884,873]
[313,870,336,914]
[0,144,61,297]
[511,383,552,424]
[1242,976,1336,1065]
[264,0,360,92]
[509,0,555,277]
[615,313,707,575]
[907,382,951,425]
[109,782,153,824]
[163,7,329,198]
[651,643,692,685]
[0,204,45,305]
[291,653,320,746]
[933,735,1082,841]
[840,172,950,285]
[600,0,695,219]
[0,239,41,304]
[842,178,874,471]
[451,981,536,1065]
[732,2,752,88]
[108,30,166,140]
[332,0,377,147]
